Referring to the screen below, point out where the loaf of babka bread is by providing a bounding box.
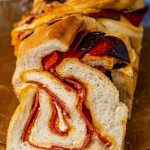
[7,0,147,150]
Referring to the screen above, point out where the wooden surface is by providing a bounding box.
[0,2,31,149]
[0,2,150,150]
[124,28,150,150]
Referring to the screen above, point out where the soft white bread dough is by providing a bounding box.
[56,58,128,150]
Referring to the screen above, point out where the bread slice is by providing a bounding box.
[56,58,128,149]
[7,71,89,149]
[7,62,128,150]
[22,70,89,149]
[8,0,145,148]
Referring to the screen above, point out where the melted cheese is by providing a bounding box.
[55,102,69,132]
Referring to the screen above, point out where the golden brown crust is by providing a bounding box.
[18,15,83,57]
[11,0,144,56]
[16,0,140,32]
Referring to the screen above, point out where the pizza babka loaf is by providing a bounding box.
[7,0,147,150]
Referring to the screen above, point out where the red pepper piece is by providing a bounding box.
[64,78,111,148]
[88,36,130,63]
[82,104,92,123]
[88,7,148,27]
[42,51,58,71]
[89,9,120,20]
[53,30,88,68]
[22,92,40,141]
[122,6,148,26]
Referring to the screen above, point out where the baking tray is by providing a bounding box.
[0,1,150,149]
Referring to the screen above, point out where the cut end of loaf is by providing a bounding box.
[56,58,128,149]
